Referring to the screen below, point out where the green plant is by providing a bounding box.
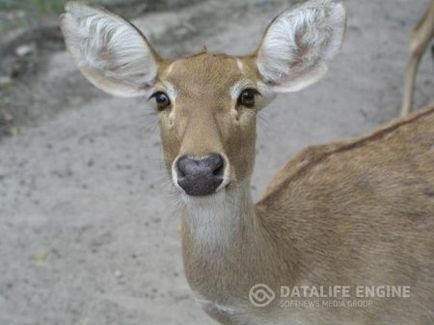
[0,0,68,14]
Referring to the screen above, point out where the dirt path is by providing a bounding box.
[0,1,433,324]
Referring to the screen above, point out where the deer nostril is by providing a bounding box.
[177,164,186,178]
[212,162,224,177]
[175,153,225,196]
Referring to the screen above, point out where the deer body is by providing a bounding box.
[181,105,434,325]
[61,1,434,323]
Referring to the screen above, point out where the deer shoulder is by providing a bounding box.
[257,104,434,284]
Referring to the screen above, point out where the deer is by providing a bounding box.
[61,0,434,324]
[401,0,434,116]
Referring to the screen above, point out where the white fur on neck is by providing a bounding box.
[182,182,254,250]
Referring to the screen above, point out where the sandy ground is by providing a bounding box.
[1,0,433,324]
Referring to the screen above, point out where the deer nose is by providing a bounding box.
[176,154,225,196]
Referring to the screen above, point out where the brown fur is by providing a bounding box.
[258,105,434,322]
[179,101,434,325]
[61,2,434,323]
[158,52,260,183]
[158,52,434,324]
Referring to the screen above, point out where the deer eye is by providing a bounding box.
[237,88,260,108]
[150,91,171,110]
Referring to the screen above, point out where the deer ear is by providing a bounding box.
[255,0,346,93]
[60,2,160,97]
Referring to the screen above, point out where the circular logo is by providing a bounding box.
[249,283,276,307]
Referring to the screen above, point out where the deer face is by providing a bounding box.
[155,53,263,196]
[61,0,345,197]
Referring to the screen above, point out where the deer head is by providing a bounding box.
[61,0,346,198]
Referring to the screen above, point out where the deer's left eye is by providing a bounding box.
[150,91,171,110]
[237,88,260,108]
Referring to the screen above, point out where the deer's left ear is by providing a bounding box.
[255,0,346,93]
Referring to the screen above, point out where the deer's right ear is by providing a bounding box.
[60,2,160,97]
[254,0,346,93]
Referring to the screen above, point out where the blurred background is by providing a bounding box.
[0,0,433,324]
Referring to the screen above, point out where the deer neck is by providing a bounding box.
[181,180,256,293]
[180,179,258,252]
[180,179,292,301]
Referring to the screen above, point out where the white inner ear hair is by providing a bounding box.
[62,3,158,86]
[257,0,345,87]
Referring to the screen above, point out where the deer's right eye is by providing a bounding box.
[237,88,260,108]
[150,91,171,110]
